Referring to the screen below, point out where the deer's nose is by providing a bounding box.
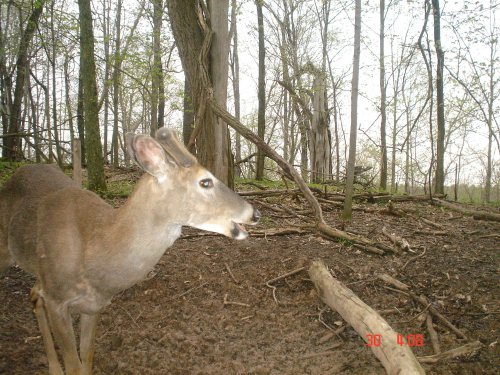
[252,209,261,223]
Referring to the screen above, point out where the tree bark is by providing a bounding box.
[309,261,425,375]
[431,0,446,195]
[101,0,111,163]
[78,0,106,191]
[311,73,330,183]
[342,0,361,221]
[255,0,266,180]
[182,77,194,146]
[112,0,122,167]
[166,0,231,185]
[379,0,388,191]
[150,0,163,136]
[229,0,241,176]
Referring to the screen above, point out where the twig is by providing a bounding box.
[400,247,427,272]
[478,233,500,239]
[116,304,140,328]
[169,282,208,301]
[223,293,250,307]
[265,267,306,285]
[300,343,342,359]
[224,262,239,284]
[265,266,306,304]
[377,274,467,339]
[418,341,482,364]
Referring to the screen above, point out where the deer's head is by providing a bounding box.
[126,128,260,239]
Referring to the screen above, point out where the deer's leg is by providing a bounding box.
[30,285,64,375]
[80,312,99,375]
[44,299,83,375]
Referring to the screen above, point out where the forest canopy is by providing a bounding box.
[0,0,498,202]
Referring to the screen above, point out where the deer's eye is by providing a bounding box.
[199,178,214,189]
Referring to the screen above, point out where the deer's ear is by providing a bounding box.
[126,133,169,181]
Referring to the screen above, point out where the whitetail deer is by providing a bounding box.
[0,128,260,375]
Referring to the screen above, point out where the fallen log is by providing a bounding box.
[239,189,301,197]
[372,194,446,203]
[309,261,425,375]
[432,198,500,222]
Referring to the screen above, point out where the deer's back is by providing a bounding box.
[0,164,79,274]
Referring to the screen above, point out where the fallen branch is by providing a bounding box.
[265,267,306,285]
[382,226,411,252]
[377,273,467,340]
[252,227,309,237]
[239,188,301,197]
[417,341,482,364]
[317,222,393,254]
[265,267,306,304]
[420,217,443,229]
[414,230,447,236]
[432,198,500,222]
[309,261,425,375]
[209,99,396,254]
[180,227,308,239]
[372,194,445,203]
[422,296,441,354]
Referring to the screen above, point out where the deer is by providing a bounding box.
[0,128,260,375]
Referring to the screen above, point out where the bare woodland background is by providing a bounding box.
[0,0,499,204]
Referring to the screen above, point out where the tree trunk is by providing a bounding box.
[150,0,162,136]
[182,77,194,146]
[0,15,13,159]
[229,0,242,176]
[76,71,86,165]
[78,0,106,191]
[342,0,361,221]
[50,0,63,165]
[206,0,230,185]
[166,0,231,185]
[5,0,46,161]
[379,0,387,191]
[102,0,111,163]
[255,0,266,180]
[311,73,330,183]
[112,0,122,167]
[63,54,74,152]
[431,0,445,195]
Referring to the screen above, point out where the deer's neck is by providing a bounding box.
[97,174,182,294]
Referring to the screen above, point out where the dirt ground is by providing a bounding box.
[0,175,499,374]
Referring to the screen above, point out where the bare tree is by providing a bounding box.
[255,0,266,180]
[78,0,107,191]
[4,0,46,160]
[431,0,446,194]
[379,0,388,190]
[342,0,361,220]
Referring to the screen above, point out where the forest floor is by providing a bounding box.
[0,167,499,374]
